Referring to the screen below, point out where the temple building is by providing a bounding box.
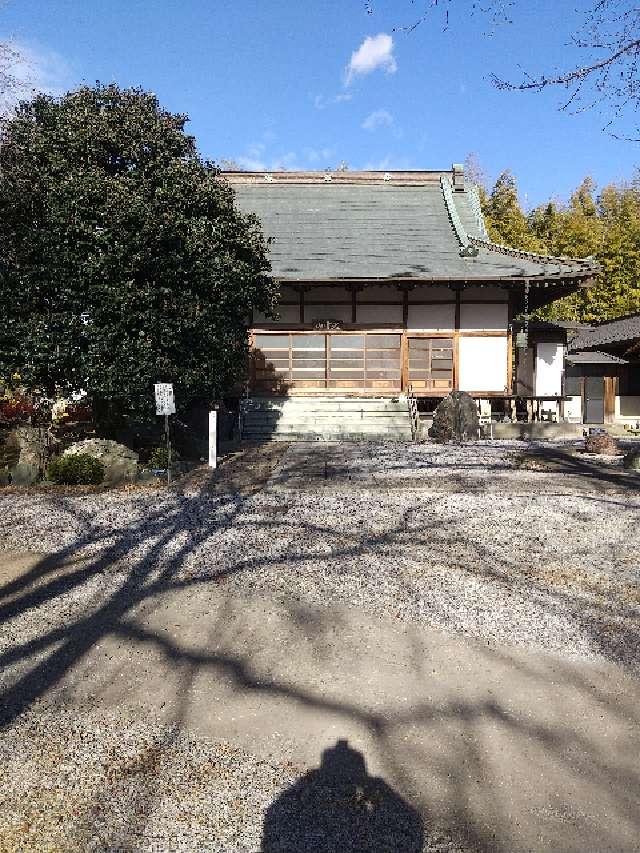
[227,167,599,438]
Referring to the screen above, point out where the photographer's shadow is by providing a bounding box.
[261,739,424,852]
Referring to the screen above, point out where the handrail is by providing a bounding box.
[407,383,420,442]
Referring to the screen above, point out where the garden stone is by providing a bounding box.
[10,462,39,485]
[64,439,138,486]
[14,426,49,473]
[428,391,479,443]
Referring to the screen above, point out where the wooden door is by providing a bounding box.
[583,376,605,423]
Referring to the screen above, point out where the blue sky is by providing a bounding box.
[1,0,637,207]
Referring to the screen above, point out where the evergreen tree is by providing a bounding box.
[482,170,541,252]
[0,84,277,431]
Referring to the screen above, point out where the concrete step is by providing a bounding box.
[241,396,413,441]
[242,403,407,412]
[242,431,412,442]
[242,413,411,425]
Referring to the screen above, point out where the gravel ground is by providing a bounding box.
[1,439,639,852]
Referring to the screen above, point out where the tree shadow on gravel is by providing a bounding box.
[0,447,639,851]
[261,739,424,853]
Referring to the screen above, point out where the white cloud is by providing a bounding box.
[1,40,75,113]
[345,33,397,85]
[362,108,393,131]
[314,92,352,110]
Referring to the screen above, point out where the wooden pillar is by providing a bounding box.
[453,285,461,391]
[400,334,408,393]
[507,332,514,395]
[604,376,616,424]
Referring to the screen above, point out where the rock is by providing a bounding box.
[428,391,479,443]
[64,439,139,486]
[0,467,11,486]
[10,462,39,485]
[623,451,640,471]
[13,426,50,473]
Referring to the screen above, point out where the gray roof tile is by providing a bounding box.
[569,313,640,351]
[227,171,599,283]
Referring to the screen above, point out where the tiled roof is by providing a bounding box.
[569,313,640,352]
[566,350,629,365]
[226,170,599,283]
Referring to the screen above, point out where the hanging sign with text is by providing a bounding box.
[154,383,176,416]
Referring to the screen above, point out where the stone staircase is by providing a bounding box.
[240,397,413,441]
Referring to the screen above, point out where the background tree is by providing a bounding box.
[482,170,541,251]
[468,161,640,322]
[368,1,640,138]
[0,84,277,433]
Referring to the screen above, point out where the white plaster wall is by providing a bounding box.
[459,303,508,331]
[406,303,455,330]
[253,305,300,325]
[357,304,403,325]
[458,336,509,393]
[535,343,564,397]
[617,395,640,422]
[564,396,583,423]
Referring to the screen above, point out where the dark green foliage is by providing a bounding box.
[147,444,180,470]
[47,453,105,485]
[0,83,277,432]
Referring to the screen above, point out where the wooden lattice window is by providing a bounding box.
[408,337,454,392]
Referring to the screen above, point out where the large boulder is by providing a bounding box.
[428,391,479,443]
[63,439,138,486]
[623,451,640,471]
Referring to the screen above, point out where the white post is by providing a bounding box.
[208,410,217,469]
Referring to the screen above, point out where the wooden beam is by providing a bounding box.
[506,328,514,394]
[400,333,408,392]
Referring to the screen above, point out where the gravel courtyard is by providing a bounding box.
[1,440,639,852]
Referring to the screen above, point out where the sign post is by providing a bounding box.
[154,383,176,484]
[208,409,217,469]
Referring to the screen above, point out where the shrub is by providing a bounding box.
[584,433,619,456]
[47,452,105,485]
[147,445,180,470]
